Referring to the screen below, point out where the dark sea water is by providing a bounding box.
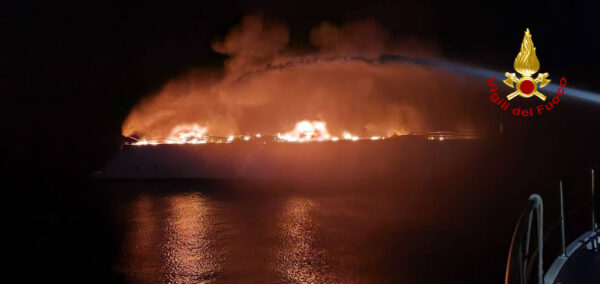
[106,178,516,284]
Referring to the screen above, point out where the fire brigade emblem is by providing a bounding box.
[503,29,550,101]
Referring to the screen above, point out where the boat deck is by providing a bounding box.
[545,231,600,284]
[554,243,600,284]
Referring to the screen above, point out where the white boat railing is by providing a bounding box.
[505,168,598,284]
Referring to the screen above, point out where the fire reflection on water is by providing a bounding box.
[163,194,221,283]
[119,193,340,283]
[120,193,221,283]
[120,195,162,283]
[275,197,337,283]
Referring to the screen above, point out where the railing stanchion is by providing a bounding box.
[559,180,567,256]
[528,194,544,284]
[592,169,598,252]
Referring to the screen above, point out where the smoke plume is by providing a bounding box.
[122,15,482,140]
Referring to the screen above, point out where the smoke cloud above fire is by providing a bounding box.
[122,15,483,141]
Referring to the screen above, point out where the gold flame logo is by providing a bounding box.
[503,29,550,101]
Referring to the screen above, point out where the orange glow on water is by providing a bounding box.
[163,194,220,283]
[120,193,222,283]
[276,197,337,282]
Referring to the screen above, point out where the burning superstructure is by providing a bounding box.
[106,16,488,179]
[126,120,404,146]
[121,16,487,146]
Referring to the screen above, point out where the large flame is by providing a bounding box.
[513,28,540,77]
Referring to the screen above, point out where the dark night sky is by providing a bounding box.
[3,0,600,175]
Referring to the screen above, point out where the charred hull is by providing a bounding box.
[103,136,486,180]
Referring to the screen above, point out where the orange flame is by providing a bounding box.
[168,124,208,144]
[132,124,208,145]
[128,120,398,145]
[277,120,331,142]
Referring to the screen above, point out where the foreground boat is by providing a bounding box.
[505,169,599,284]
